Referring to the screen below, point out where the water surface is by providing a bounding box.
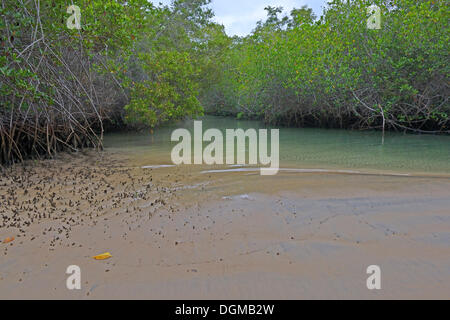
[104,116,450,175]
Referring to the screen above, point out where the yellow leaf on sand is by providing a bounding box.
[3,237,14,244]
[93,252,112,260]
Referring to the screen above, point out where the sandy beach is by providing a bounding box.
[0,150,449,299]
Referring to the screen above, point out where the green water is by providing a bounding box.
[104,116,450,174]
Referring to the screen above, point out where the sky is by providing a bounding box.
[151,0,329,37]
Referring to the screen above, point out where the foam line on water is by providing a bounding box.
[141,165,176,169]
[200,168,411,176]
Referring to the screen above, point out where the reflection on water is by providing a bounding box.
[104,116,450,174]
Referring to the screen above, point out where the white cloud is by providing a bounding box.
[150,0,328,36]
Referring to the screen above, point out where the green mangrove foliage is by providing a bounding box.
[1,0,448,165]
[207,0,449,132]
[124,51,202,127]
[0,0,219,164]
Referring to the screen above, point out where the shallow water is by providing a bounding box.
[2,117,450,300]
[104,116,450,175]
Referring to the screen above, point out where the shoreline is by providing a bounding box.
[1,150,449,299]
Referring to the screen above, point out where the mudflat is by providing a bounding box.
[0,151,449,299]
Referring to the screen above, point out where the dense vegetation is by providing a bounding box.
[0,0,222,164]
[0,0,448,165]
[208,0,449,133]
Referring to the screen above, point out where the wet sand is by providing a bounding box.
[0,151,449,299]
